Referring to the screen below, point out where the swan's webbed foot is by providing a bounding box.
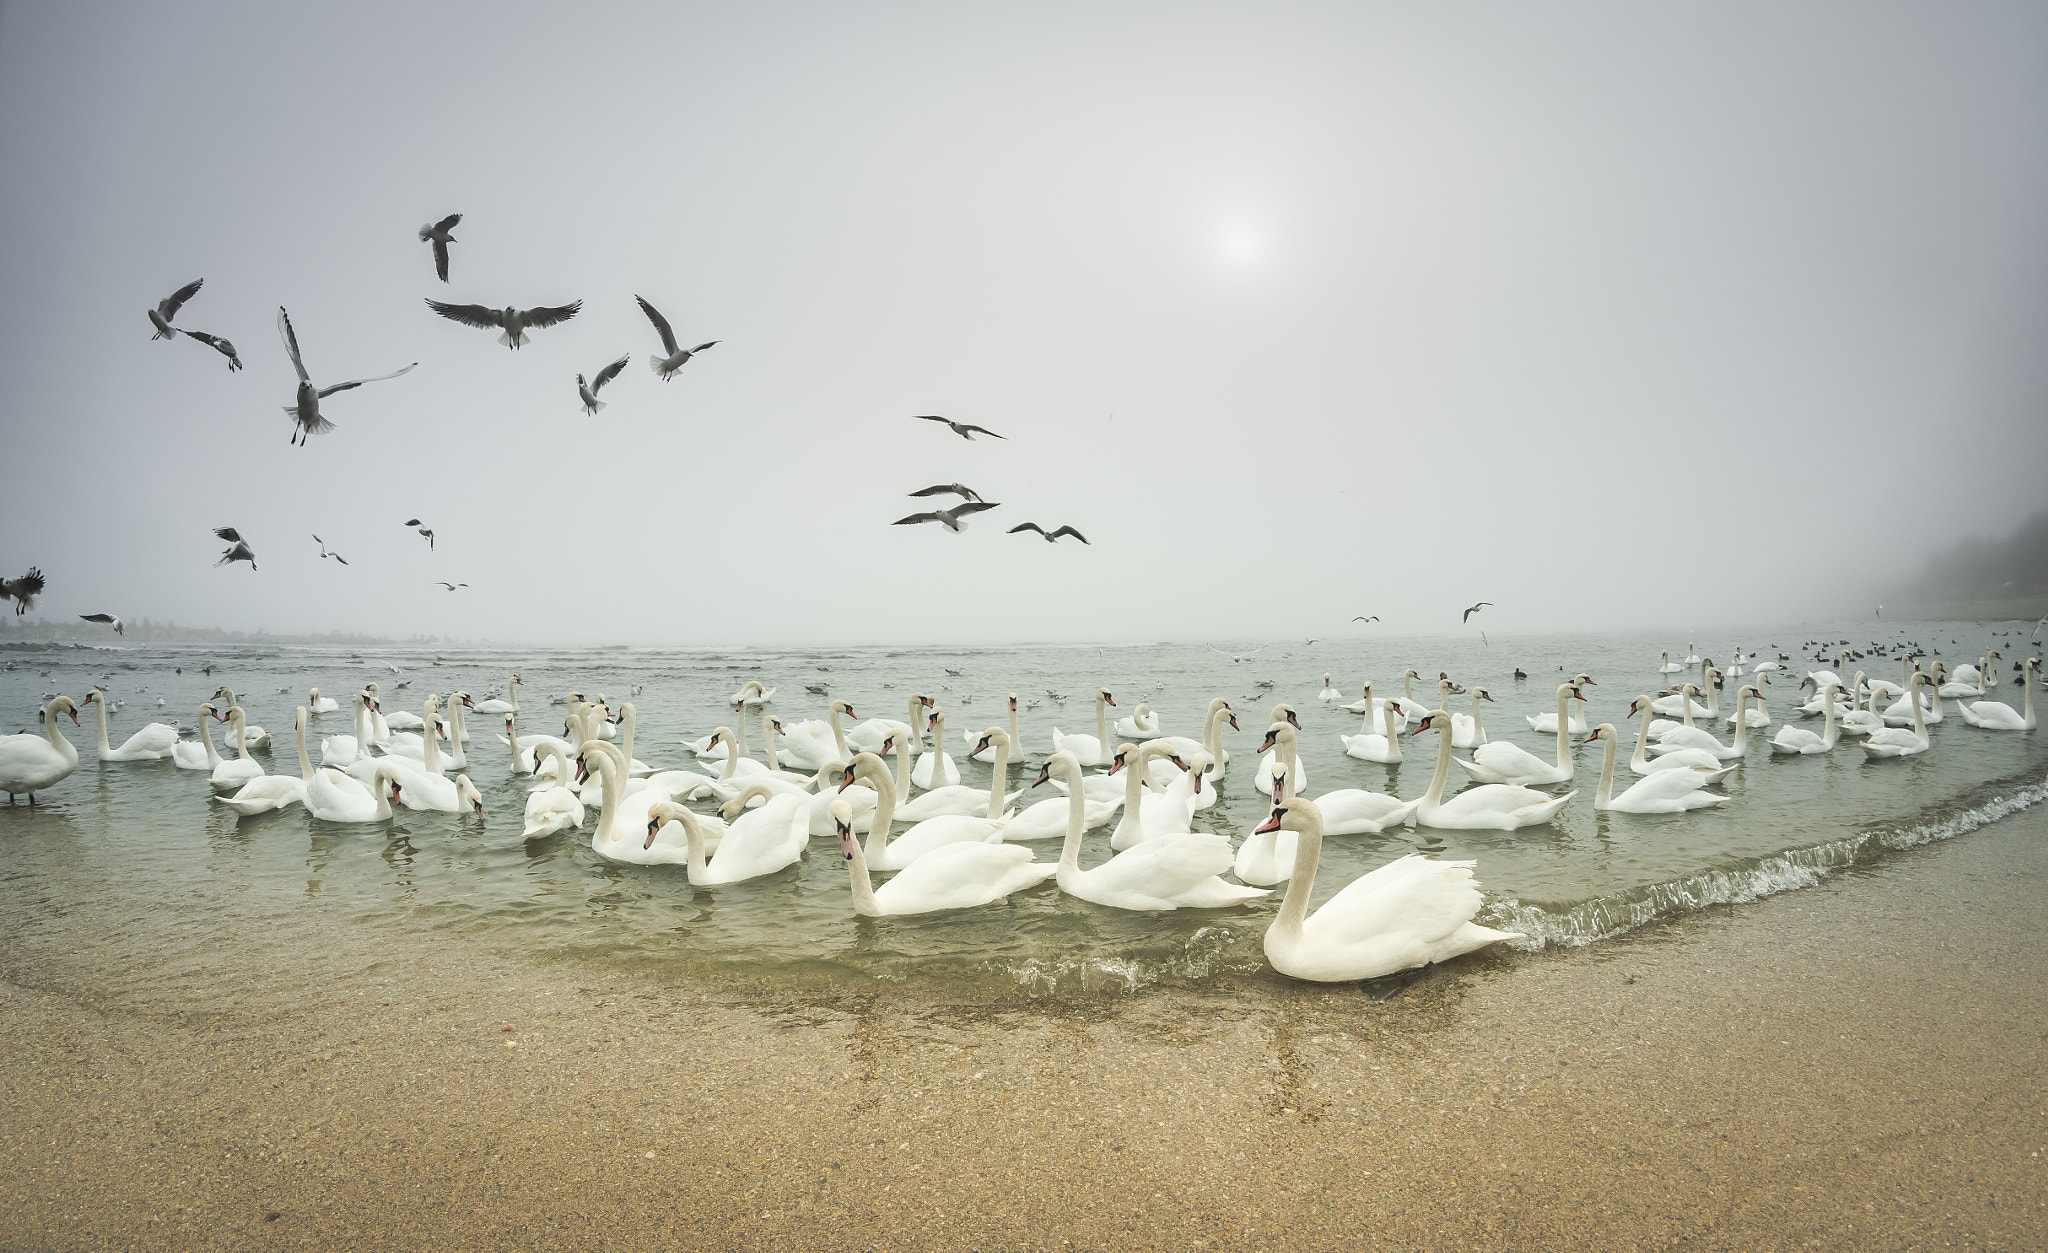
[1359,961,1436,1001]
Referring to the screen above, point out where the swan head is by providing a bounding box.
[1585,724,1616,744]
[829,799,855,858]
[458,774,483,818]
[1626,696,1650,718]
[1008,694,1018,710]
[1093,688,1115,707]
[1105,743,1140,776]
[1474,687,1494,703]
[47,694,80,724]
[1257,723,1289,753]
[1403,669,1421,681]
[1033,752,1079,788]
[1270,703,1300,730]
[1255,795,1322,836]
[841,751,888,792]
[1409,711,1450,736]
[720,783,776,819]
[643,802,687,849]
[309,687,321,699]
[974,727,1009,757]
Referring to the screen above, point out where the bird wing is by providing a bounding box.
[958,424,1006,439]
[1352,615,1379,622]
[276,307,310,381]
[433,212,462,234]
[892,513,943,527]
[911,484,971,500]
[591,354,630,391]
[318,361,417,398]
[1007,522,1048,536]
[79,613,115,625]
[213,526,242,542]
[518,301,582,329]
[404,519,421,527]
[160,279,203,319]
[425,299,505,330]
[688,340,719,353]
[431,238,451,282]
[182,329,232,355]
[914,415,950,426]
[950,501,1000,517]
[334,554,348,565]
[1048,526,1089,544]
[635,297,681,355]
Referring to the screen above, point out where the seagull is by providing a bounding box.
[418,213,461,283]
[312,535,348,565]
[1462,602,1492,624]
[216,537,258,570]
[1352,615,1380,623]
[174,327,244,373]
[915,415,1005,441]
[892,502,1000,533]
[635,297,719,380]
[1,568,43,616]
[148,279,203,340]
[1007,522,1089,545]
[576,354,630,414]
[418,528,435,550]
[908,483,986,504]
[433,582,468,591]
[424,298,582,350]
[1206,644,1269,663]
[78,613,124,635]
[277,307,417,445]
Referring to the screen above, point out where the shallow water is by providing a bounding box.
[2,621,2040,996]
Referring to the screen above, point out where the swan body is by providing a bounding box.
[1837,674,1885,737]
[1770,684,1840,755]
[828,799,1053,916]
[842,752,1010,872]
[1864,674,1932,758]
[1455,684,1578,785]
[1657,651,1684,675]
[644,792,804,882]
[1413,710,1574,831]
[1113,703,1163,738]
[209,708,265,793]
[319,693,374,766]
[1318,675,1343,704]
[1450,687,1492,749]
[1036,752,1268,911]
[911,707,961,789]
[83,690,179,760]
[1341,701,1404,763]
[305,763,404,823]
[391,768,484,816]
[970,728,1116,840]
[1108,742,1199,852]
[0,697,81,799]
[1959,657,2036,730]
[1588,725,1726,812]
[1618,697,1734,781]
[1050,687,1116,767]
[307,688,340,715]
[216,708,315,815]
[1649,687,1757,761]
[522,743,585,838]
[473,675,521,715]
[778,700,854,773]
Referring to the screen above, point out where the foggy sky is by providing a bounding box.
[3,1,2044,646]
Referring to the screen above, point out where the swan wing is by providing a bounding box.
[1092,833,1236,901]
[875,843,1048,914]
[1312,856,1488,949]
[1470,741,1549,777]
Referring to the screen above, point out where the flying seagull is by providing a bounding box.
[915,415,1005,441]
[892,502,1000,533]
[433,582,468,591]
[1352,615,1380,623]
[1206,644,1268,663]
[908,483,986,504]
[312,535,348,565]
[418,213,461,283]
[1462,602,1492,624]
[577,354,631,414]
[635,297,719,380]
[2,567,45,616]
[1008,522,1089,545]
[277,307,418,445]
[78,613,123,635]
[216,536,258,570]
[181,330,242,372]
[148,279,203,340]
[214,526,244,543]
[424,298,582,350]
[416,527,435,550]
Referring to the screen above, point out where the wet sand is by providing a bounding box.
[3,809,2045,1251]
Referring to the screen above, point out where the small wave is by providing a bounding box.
[1495,771,2048,949]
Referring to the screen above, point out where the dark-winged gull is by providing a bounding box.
[433,582,469,591]
[418,213,461,283]
[634,297,718,380]
[2,568,45,616]
[277,308,417,445]
[577,354,630,414]
[892,501,1000,533]
[213,526,244,543]
[425,298,581,350]
[313,535,348,565]
[1352,615,1380,623]
[915,415,1005,440]
[1462,602,1492,624]
[149,280,203,340]
[181,330,242,372]
[216,536,258,570]
[416,527,435,550]
[78,613,123,635]
[1007,522,1089,545]
[908,483,985,504]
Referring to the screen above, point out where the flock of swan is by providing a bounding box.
[1,646,2035,985]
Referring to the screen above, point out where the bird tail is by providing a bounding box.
[585,399,606,414]
[499,329,526,350]
[648,357,672,379]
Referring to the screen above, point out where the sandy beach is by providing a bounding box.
[3,804,2045,1252]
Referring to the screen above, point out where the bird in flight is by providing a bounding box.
[577,354,631,415]
[425,298,581,350]
[418,213,461,283]
[181,330,242,372]
[148,279,204,340]
[1462,602,1492,624]
[402,521,436,550]
[1352,615,1380,623]
[313,535,348,565]
[1205,644,1268,663]
[215,528,258,570]
[916,415,1005,441]
[635,297,719,380]
[893,502,1001,533]
[1008,522,1089,545]
[78,613,123,635]
[278,307,417,445]
[2,567,45,616]
[908,483,985,504]
[433,582,468,592]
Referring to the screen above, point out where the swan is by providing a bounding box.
[1656,651,1684,675]
[1113,703,1162,738]
[1959,656,2036,731]
[1649,672,1716,724]
[216,708,315,815]
[1263,724,1419,835]
[81,688,179,760]
[1108,741,1198,852]
[840,751,1010,871]
[1235,731,1302,885]
[1050,687,1116,766]
[384,705,427,732]
[1836,674,1884,738]
[1338,684,1374,714]
[1724,674,1772,728]
[390,766,484,816]
[522,742,585,838]
[502,709,575,774]
[1454,684,1580,786]
[1771,683,1841,754]
[803,761,876,835]
[963,694,1018,763]
[1318,674,1343,704]
[1153,698,1235,776]
[1032,752,1269,911]
[1864,674,1932,758]
[696,783,809,879]
[889,727,1019,821]
[1586,724,1727,812]
[172,702,223,771]
[1649,686,1757,761]
[1340,700,1405,764]
[779,700,854,773]
[1883,664,1944,726]
[1256,796,1522,981]
[1156,748,1219,818]
[1450,686,1493,749]
[209,687,269,750]
[319,693,373,767]
[583,741,693,864]
[845,692,931,756]
[210,708,266,793]
[968,728,1117,839]
[441,693,474,770]
[307,687,340,715]
[910,706,961,790]
[1621,696,1734,780]
[1938,660,1984,699]
[825,798,1054,916]
[0,696,81,800]
[1252,703,1305,794]
[473,675,522,715]
[305,762,406,823]
[636,798,787,883]
[1682,643,1701,665]
[1411,710,1575,831]
[1526,674,1594,735]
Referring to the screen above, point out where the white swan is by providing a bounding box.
[1724,674,1772,728]
[1050,687,1116,766]
[390,766,484,816]
[1113,703,1162,738]
[1266,725,1419,835]
[1960,656,2036,731]
[1317,674,1343,704]
[889,727,1018,821]
[1257,796,1522,982]
[778,700,854,773]
[1108,741,1197,852]
[1450,686,1492,749]
[210,708,266,793]
[305,762,405,823]
[583,741,691,864]
[1883,664,1944,726]
[963,693,1018,763]
[1032,752,1268,911]
[1454,683,1579,786]
[216,708,315,815]
[803,761,876,835]
[1412,710,1574,831]
[82,688,179,760]
[1340,700,1404,764]
[1154,698,1235,777]
[1253,703,1305,794]
[210,687,269,750]
[1649,672,1716,724]
[1236,730,1306,885]
[1864,674,1932,758]
[1837,674,1884,738]
[911,706,961,790]
[1621,696,1733,780]
[1770,683,1840,754]
[666,783,809,882]
[969,727,1117,840]
[307,687,340,715]
[1682,643,1701,665]
[1938,659,1985,699]
[1525,674,1593,735]
[1586,725,1726,813]
[826,798,1053,916]
[1649,686,1757,761]
[844,692,931,756]
[172,702,223,771]
[473,675,522,715]
[1656,651,1684,675]
[522,742,585,838]
[840,751,1010,871]
[0,696,81,801]
[319,693,373,767]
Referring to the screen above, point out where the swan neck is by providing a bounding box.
[1282,730,1298,800]
[198,707,220,766]
[1596,733,1616,807]
[830,705,848,760]
[1060,759,1086,871]
[759,706,777,770]
[296,709,313,779]
[93,695,111,753]
[860,761,899,859]
[422,699,441,772]
[1124,744,1147,812]
[1273,808,1324,935]
[1095,694,1108,748]
[842,829,881,915]
[1007,698,1018,746]
[907,696,926,748]
[1553,685,1571,769]
[987,732,1008,814]
[734,704,749,759]
[1425,718,1452,806]
[1732,690,1749,750]
[1631,705,1652,766]
[445,697,466,767]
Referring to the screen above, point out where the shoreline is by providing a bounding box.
[4,807,2046,1249]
